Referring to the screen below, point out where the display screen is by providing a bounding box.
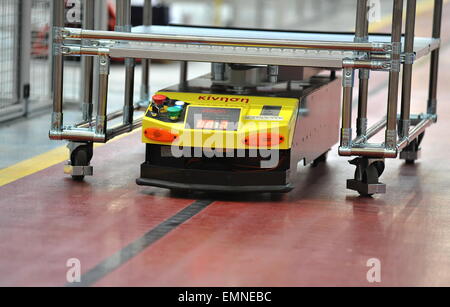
[185,106,241,131]
[261,105,282,116]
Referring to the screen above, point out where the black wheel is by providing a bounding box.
[311,151,328,167]
[372,161,385,177]
[70,144,93,181]
[418,132,425,145]
[362,164,380,184]
[353,160,385,197]
[402,132,425,164]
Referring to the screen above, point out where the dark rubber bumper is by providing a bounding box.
[136,177,293,193]
[136,163,293,193]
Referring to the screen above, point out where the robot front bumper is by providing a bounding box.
[136,160,294,193]
[137,144,294,193]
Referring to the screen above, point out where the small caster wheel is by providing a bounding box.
[311,151,328,167]
[357,163,383,196]
[401,132,424,164]
[347,158,386,197]
[70,144,93,181]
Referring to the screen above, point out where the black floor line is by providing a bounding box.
[66,199,214,287]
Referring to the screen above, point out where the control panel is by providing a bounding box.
[142,92,299,150]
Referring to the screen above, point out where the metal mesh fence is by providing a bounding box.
[30,0,52,104]
[0,0,86,122]
[0,0,19,109]
[30,0,82,106]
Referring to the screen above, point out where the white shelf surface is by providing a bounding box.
[106,26,440,68]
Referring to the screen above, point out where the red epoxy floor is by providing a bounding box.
[0,133,198,286]
[1,5,450,287]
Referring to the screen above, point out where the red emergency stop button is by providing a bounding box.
[152,94,167,105]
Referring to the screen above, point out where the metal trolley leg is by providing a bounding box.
[399,0,420,163]
[65,0,96,180]
[180,61,188,85]
[427,0,443,116]
[81,0,95,123]
[355,0,369,139]
[346,0,387,196]
[64,55,110,180]
[96,56,110,137]
[385,0,403,150]
[340,67,354,150]
[51,0,64,132]
[116,0,135,129]
[400,0,442,164]
[399,0,417,139]
[140,0,152,105]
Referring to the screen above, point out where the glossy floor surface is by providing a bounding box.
[1,3,450,287]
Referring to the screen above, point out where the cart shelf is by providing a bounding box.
[99,25,441,68]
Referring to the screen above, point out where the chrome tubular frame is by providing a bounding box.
[81,0,95,123]
[355,0,370,139]
[338,0,442,159]
[140,0,152,103]
[49,0,442,179]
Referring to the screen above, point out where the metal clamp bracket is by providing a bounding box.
[403,52,416,65]
[52,26,66,42]
[342,66,354,87]
[99,55,110,72]
[64,163,93,177]
[391,41,402,55]
[385,129,398,149]
[343,59,391,71]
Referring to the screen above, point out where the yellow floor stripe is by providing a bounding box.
[0,0,446,187]
[0,128,141,187]
[0,146,70,186]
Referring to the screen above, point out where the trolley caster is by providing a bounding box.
[400,132,424,164]
[347,157,385,197]
[64,142,94,181]
[311,151,328,167]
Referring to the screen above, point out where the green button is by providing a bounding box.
[167,106,182,120]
